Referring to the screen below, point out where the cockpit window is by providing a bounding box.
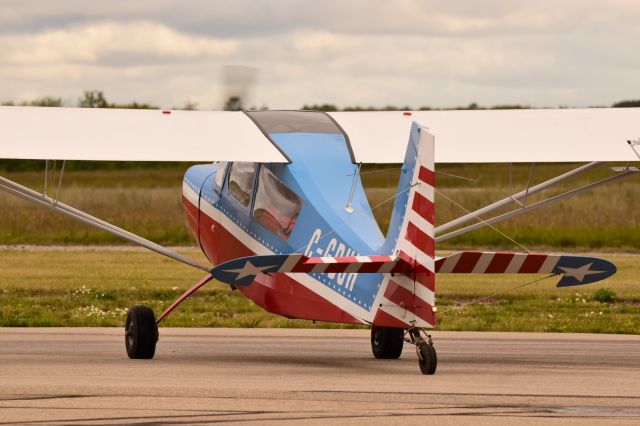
[252,167,303,240]
[245,111,342,135]
[213,161,228,194]
[244,110,355,163]
[228,162,257,207]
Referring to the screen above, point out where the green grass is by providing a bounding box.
[0,248,361,328]
[435,254,640,333]
[0,248,638,332]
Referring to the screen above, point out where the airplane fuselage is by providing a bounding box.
[181,112,389,324]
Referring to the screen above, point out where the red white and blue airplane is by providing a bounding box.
[1,106,638,374]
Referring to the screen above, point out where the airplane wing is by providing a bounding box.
[329,108,640,163]
[2,106,638,164]
[0,106,288,162]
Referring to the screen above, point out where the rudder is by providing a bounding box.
[374,122,436,328]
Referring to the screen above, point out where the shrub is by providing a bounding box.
[593,288,617,303]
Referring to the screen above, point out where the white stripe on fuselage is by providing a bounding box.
[182,183,371,323]
[182,181,200,206]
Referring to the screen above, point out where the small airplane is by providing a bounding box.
[1,106,639,374]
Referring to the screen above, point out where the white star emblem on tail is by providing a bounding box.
[225,261,277,280]
[558,263,606,283]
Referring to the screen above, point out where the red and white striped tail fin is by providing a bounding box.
[374,122,437,329]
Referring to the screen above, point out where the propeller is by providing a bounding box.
[220,65,259,111]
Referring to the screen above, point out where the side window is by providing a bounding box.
[253,167,303,240]
[212,161,228,194]
[228,162,257,207]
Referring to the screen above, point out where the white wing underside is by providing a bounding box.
[0,107,287,162]
[1,106,638,163]
[330,109,640,163]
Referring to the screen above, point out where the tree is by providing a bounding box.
[79,90,109,108]
[490,104,529,110]
[23,97,63,107]
[179,101,198,110]
[301,104,338,111]
[223,96,243,111]
[612,99,640,108]
[78,90,157,109]
[116,101,156,110]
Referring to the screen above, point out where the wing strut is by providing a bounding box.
[436,162,603,236]
[0,175,210,272]
[436,167,639,243]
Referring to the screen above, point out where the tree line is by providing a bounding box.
[3,90,639,111]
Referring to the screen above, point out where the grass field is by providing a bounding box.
[0,247,638,333]
[1,163,638,249]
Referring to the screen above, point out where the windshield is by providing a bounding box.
[245,111,342,135]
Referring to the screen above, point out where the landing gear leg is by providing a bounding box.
[125,273,211,360]
[407,327,437,375]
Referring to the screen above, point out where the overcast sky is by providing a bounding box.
[1,0,639,109]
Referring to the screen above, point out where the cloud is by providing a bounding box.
[0,21,236,66]
[0,1,639,109]
[4,0,640,37]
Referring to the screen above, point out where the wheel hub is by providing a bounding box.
[126,322,135,347]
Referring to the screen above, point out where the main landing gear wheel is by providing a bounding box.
[408,327,437,375]
[125,305,158,359]
[417,342,437,375]
[371,326,404,359]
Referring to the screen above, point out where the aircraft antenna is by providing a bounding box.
[293,181,417,254]
[344,163,362,213]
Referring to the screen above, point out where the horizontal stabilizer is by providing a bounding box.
[211,254,411,286]
[435,251,616,286]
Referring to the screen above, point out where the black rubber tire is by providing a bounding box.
[371,326,404,359]
[418,343,437,375]
[125,305,158,359]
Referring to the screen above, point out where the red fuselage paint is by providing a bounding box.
[182,195,365,325]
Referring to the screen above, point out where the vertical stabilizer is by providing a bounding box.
[374,122,436,328]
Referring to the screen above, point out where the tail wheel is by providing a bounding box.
[125,305,158,359]
[371,326,404,359]
[417,343,437,375]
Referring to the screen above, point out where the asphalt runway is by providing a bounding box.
[0,328,639,425]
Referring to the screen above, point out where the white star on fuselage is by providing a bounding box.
[558,263,606,282]
[225,261,276,280]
